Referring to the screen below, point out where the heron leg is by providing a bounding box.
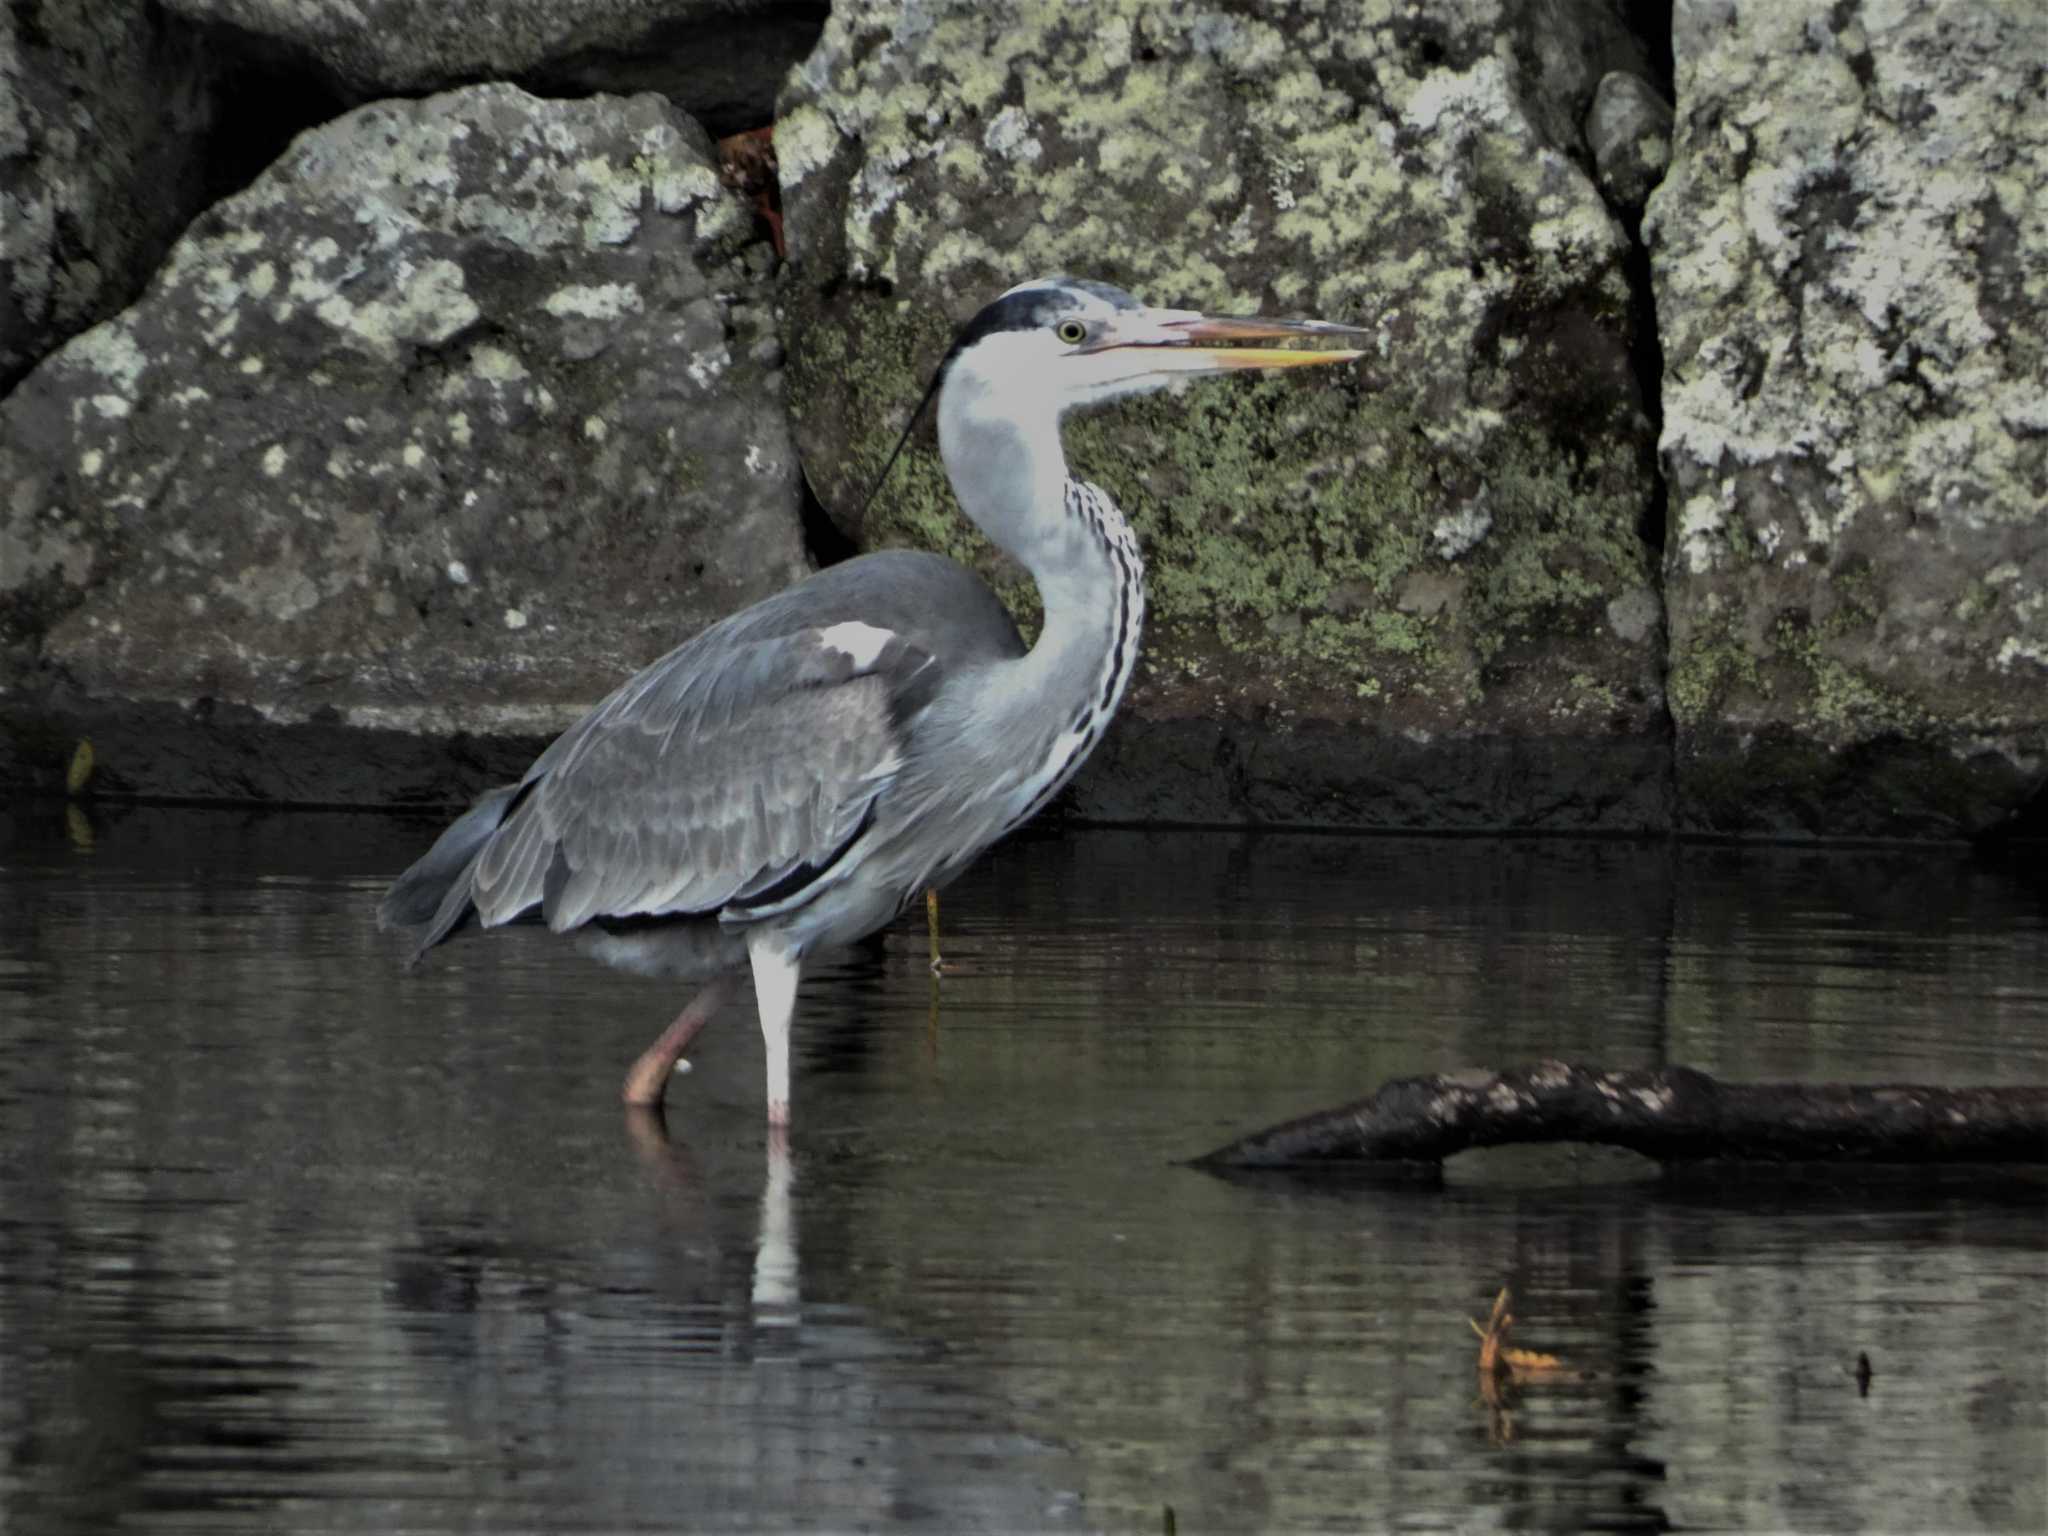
[748,933,803,1128]
[621,972,740,1107]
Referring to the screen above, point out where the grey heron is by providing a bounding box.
[379,277,1366,1124]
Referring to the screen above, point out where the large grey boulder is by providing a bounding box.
[0,0,223,392]
[1649,0,2047,837]
[162,0,827,134]
[0,84,805,804]
[779,0,1667,830]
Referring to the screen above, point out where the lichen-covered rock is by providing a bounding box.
[1649,0,2047,837]
[162,0,825,133]
[0,0,222,391]
[0,84,805,803]
[780,0,1666,830]
[1587,71,1673,215]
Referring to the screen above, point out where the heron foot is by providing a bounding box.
[622,1049,680,1107]
[621,974,738,1107]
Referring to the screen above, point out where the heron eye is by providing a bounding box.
[1054,319,1088,345]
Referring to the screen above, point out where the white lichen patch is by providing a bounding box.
[1400,58,1518,141]
[684,347,730,391]
[982,105,1042,165]
[543,282,644,320]
[468,344,527,384]
[61,318,149,396]
[773,104,840,187]
[1995,638,2047,672]
[313,258,480,360]
[1431,501,1493,561]
[262,444,288,477]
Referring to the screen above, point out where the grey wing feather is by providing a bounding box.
[467,623,937,934]
[382,549,1021,960]
[378,783,522,930]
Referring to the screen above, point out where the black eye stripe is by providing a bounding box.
[939,279,1139,376]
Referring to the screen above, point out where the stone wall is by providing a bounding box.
[1,0,2041,837]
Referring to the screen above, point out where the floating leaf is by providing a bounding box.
[1470,1286,1574,1385]
[715,126,784,259]
[67,738,94,795]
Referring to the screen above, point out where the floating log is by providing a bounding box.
[1193,1061,2048,1170]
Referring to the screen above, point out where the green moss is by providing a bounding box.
[1671,599,1927,735]
[1667,607,1765,724]
[1772,619,1917,731]
[1569,671,1619,711]
[1367,610,1428,655]
[1066,381,1444,687]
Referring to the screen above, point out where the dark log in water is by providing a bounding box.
[1193,1062,2048,1169]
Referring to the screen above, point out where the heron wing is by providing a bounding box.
[466,621,939,934]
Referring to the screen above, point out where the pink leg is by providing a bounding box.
[621,972,741,1107]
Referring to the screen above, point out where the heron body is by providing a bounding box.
[380,277,1364,1123]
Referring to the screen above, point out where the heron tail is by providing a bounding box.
[377,782,523,961]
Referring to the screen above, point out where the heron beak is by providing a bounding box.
[1101,309,1372,374]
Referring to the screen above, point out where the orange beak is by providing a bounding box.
[1095,309,1372,373]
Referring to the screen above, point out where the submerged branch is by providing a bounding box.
[1193,1061,2048,1170]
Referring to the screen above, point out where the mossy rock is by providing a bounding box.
[779,0,1666,829]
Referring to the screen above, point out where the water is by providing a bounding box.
[1,807,2043,1533]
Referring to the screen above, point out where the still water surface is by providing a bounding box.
[1,808,2043,1533]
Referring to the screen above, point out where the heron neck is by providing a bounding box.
[937,393,1138,683]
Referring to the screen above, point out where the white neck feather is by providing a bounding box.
[934,365,1146,828]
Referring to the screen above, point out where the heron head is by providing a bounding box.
[942,276,1370,412]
